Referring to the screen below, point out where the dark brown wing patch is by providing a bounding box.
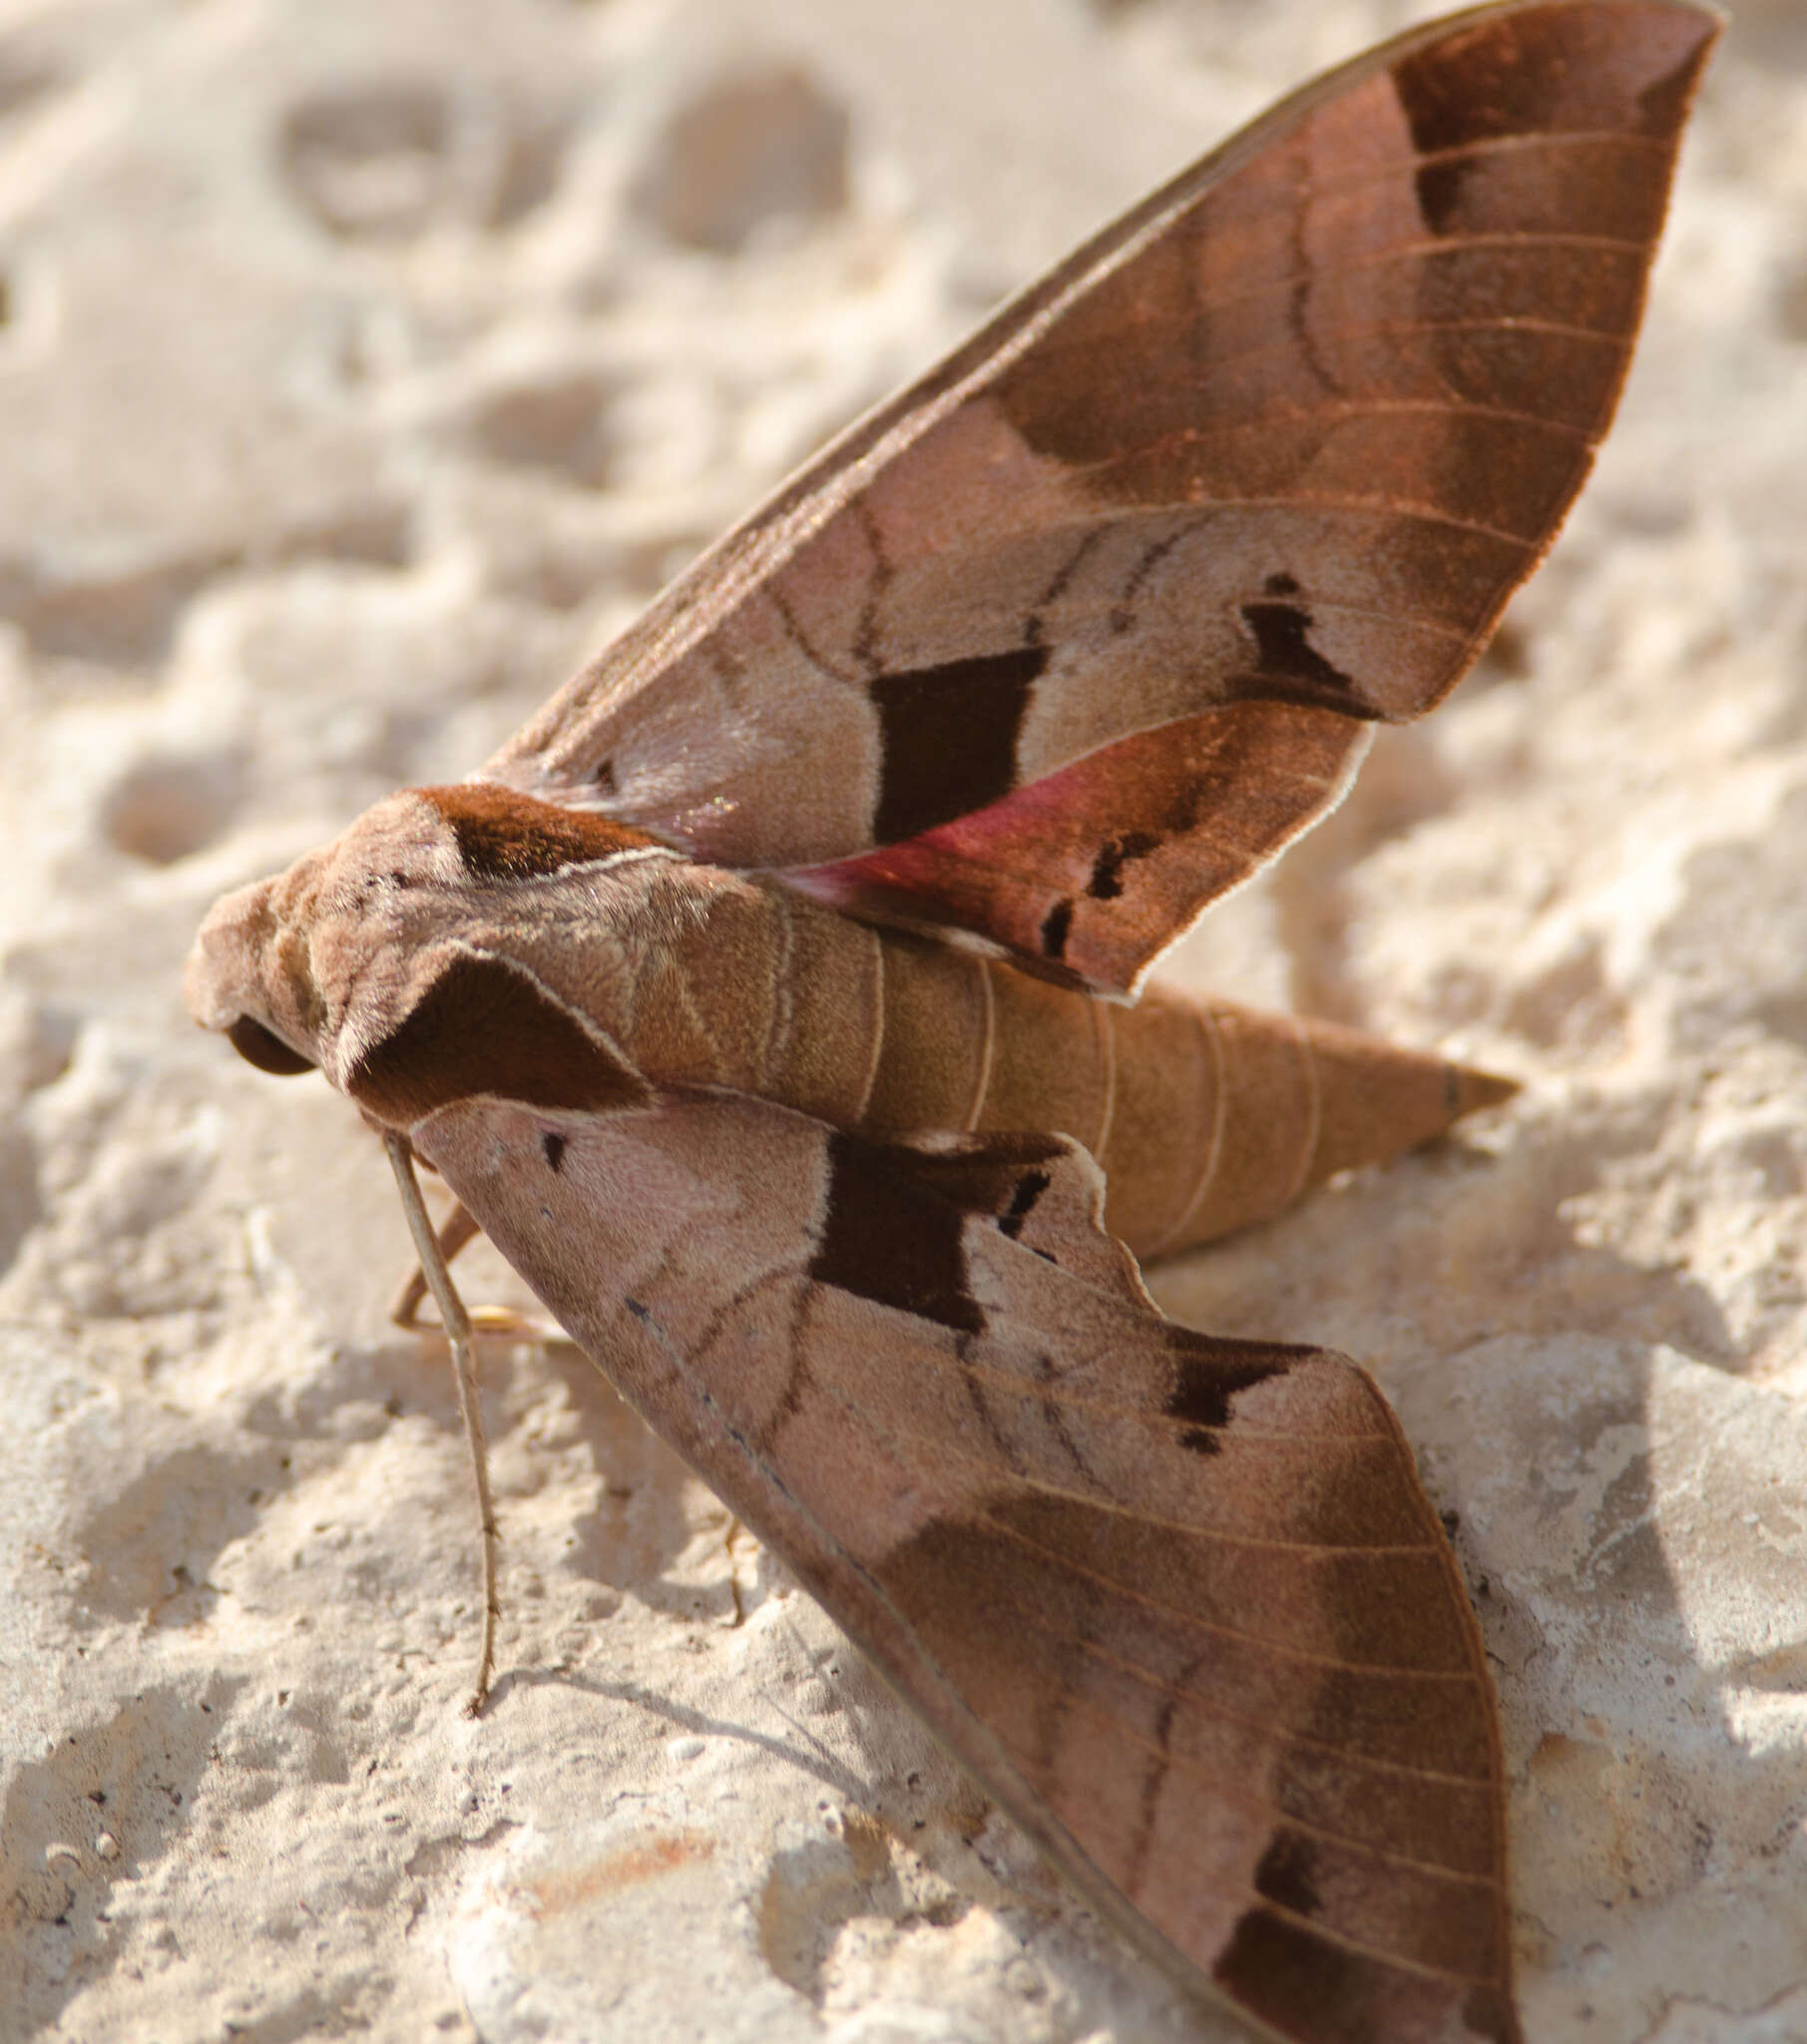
[808,1129,985,1335]
[347,949,650,1129]
[870,648,1049,842]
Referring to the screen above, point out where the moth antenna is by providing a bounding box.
[389,1199,484,1333]
[384,1131,501,1718]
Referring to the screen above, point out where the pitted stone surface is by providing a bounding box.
[2,4,1803,2041]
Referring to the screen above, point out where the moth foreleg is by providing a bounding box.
[388,1199,483,1334]
[384,1132,500,1718]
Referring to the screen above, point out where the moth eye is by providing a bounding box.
[226,1016,315,1076]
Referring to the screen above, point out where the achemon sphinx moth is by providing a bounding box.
[186,4,1718,2037]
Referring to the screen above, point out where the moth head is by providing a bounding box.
[184,788,477,1086]
[186,857,335,1080]
[186,782,662,1122]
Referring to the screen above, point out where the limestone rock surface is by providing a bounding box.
[3,2,1804,2041]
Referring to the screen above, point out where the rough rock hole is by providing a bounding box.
[0,552,232,668]
[1707,1119,1807,1200]
[631,63,850,256]
[0,998,76,1098]
[489,114,567,228]
[0,1127,39,1279]
[756,1811,904,2001]
[1319,724,1460,852]
[1655,805,1807,1052]
[621,529,707,594]
[100,753,244,865]
[0,52,64,124]
[279,83,569,240]
[1722,2,1807,69]
[280,83,457,240]
[1755,987,1807,1051]
[1502,936,1628,1056]
[461,372,618,489]
[1776,261,1807,346]
[2,1679,240,1973]
[485,531,625,612]
[1473,617,1534,686]
[273,497,412,570]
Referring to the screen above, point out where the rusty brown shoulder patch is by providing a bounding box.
[418,782,669,882]
[348,948,651,1128]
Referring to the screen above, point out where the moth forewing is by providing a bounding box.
[185,5,1719,2041]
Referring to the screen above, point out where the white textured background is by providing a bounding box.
[4,1,1806,2039]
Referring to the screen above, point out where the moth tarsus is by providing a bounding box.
[384,1132,500,1719]
[190,5,1719,2038]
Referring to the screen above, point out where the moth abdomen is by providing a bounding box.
[1094,991,1516,1260]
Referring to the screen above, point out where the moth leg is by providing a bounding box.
[722,1515,747,1629]
[390,1197,564,1343]
[389,1200,483,1333]
[384,1132,499,1718]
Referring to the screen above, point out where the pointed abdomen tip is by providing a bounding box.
[1446,1061,1519,1119]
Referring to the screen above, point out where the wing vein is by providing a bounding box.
[928,1414,1432,1554]
[1014,1597,1493,1789]
[1236,1890,1505,1992]
[977,1509,1484,1683]
[1050,1680,1500,1888]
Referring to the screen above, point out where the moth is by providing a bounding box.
[185,3,1717,2039]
